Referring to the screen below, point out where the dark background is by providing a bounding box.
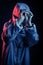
[0,0,42,65]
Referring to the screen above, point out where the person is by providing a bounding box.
[1,3,39,65]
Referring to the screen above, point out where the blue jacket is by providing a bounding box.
[1,22,39,65]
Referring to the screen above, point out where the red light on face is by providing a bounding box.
[12,5,21,25]
[13,6,21,19]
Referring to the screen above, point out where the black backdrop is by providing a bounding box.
[0,0,42,65]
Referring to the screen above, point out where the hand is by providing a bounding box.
[23,11,33,27]
[16,11,25,29]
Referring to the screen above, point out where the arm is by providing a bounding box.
[1,22,7,57]
[25,23,39,47]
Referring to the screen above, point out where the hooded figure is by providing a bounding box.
[1,3,39,65]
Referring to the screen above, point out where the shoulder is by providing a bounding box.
[3,19,12,31]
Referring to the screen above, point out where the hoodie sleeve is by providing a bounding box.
[25,23,39,47]
[1,22,8,57]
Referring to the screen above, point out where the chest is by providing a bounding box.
[7,25,26,46]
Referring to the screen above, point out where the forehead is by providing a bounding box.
[12,6,21,18]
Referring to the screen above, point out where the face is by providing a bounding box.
[12,5,21,25]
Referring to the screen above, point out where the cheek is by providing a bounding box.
[12,16,16,25]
